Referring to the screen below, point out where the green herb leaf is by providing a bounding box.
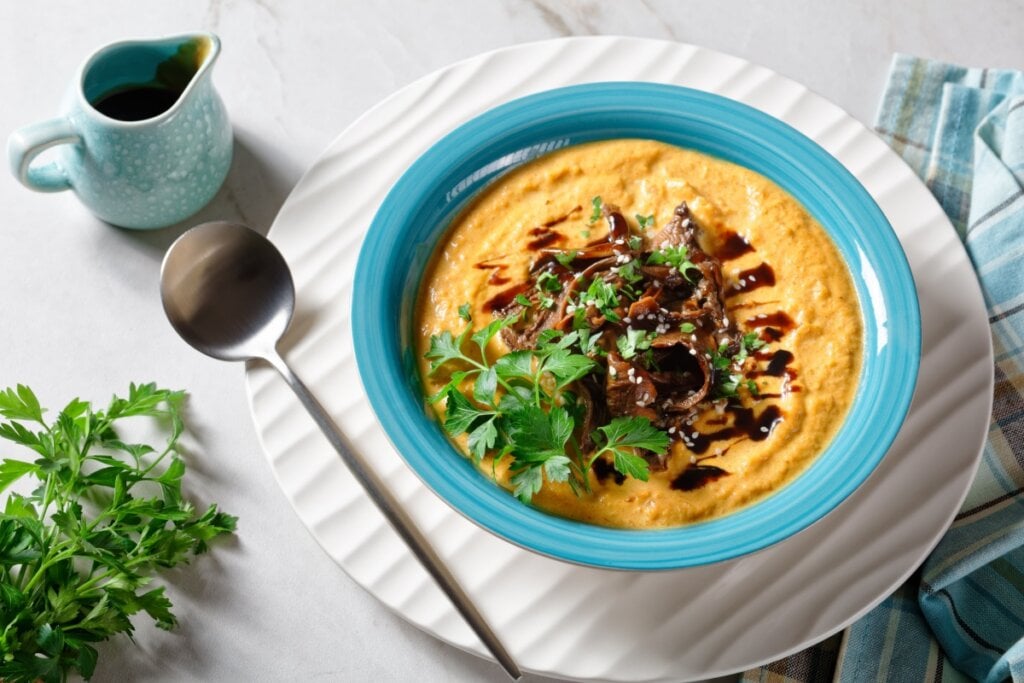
[514,293,532,307]
[680,322,696,333]
[647,245,701,282]
[597,416,670,454]
[616,328,657,360]
[589,195,603,224]
[511,465,543,503]
[458,303,472,321]
[535,271,561,293]
[612,450,650,482]
[635,214,654,230]
[442,390,489,436]
[494,351,534,380]
[425,330,467,374]
[554,250,578,267]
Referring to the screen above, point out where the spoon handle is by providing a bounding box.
[264,350,522,681]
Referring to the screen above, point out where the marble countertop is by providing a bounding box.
[1,2,1020,681]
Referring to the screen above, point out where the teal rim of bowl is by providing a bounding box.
[352,82,921,571]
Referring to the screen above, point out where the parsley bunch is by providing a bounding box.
[0,384,236,682]
[426,312,668,502]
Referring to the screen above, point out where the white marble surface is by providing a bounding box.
[0,2,1020,682]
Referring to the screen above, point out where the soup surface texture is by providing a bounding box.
[416,139,862,529]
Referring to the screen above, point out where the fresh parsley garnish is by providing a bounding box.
[585,417,671,483]
[514,293,532,307]
[628,235,643,251]
[709,332,768,398]
[0,384,236,682]
[616,328,657,360]
[579,278,622,323]
[427,311,667,502]
[589,196,603,224]
[535,271,562,293]
[554,250,578,267]
[635,214,654,230]
[680,322,696,333]
[458,303,472,321]
[647,245,701,282]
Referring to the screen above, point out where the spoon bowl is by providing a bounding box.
[161,221,294,361]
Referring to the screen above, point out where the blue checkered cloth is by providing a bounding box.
[745,55,1024,683]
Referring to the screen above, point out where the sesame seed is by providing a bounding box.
[566,304,576,313]
[723,317,729,326]
[610,266,619,274]
[749,275,757,282]
[691,431,699,439]
[609,367,617,376]
[635,400,646,407]
[627,367,635,375]
[689,348,697,356]
[615,239,625,245]
[624,316,632,323]
[758,314,767,319]
[668,426,677,434]
[704,353,712,359]
[690,455,697,464]
[760,426,769,433]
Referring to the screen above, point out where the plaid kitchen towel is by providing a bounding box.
[744,55,1024,683]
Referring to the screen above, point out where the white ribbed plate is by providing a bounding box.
[245,37,993,681]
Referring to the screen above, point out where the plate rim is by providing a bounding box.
[247,35,993,681]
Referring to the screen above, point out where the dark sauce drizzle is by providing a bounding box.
[672,465,729,491]
[717,231,755,260]
[593,457,626,485]
[687,405,784,455]
[474,260,511,286]
[483,282,531,313]
[726,263,776,298]
[525,205,581,251]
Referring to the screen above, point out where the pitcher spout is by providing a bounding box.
[78,32,223,125]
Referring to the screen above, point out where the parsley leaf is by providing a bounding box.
[535,271,561,293]
[554,250,578,267]
[616,328,657,360]
[514,293,532,307]
[680,322,696,334]
[589,416,669,482]
[635,214,654,230]
[589,196,603,224]
[647,245,701,282]
[458,303,472,321]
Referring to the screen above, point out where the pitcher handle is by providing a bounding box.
[7,117,80,192]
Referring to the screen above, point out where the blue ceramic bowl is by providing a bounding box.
[352,82,920,571]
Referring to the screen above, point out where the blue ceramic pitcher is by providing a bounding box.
[7,33,232,230]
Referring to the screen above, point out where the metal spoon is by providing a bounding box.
[160,221,521,680]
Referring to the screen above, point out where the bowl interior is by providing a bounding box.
[352,82,920,570]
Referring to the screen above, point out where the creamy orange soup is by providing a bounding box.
[415,139,862,529]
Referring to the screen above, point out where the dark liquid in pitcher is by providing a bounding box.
[93,85,182,121]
